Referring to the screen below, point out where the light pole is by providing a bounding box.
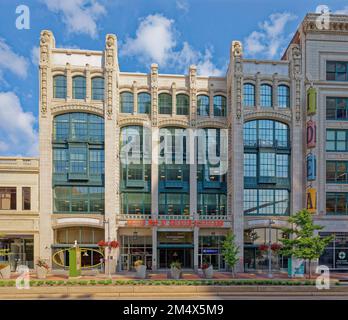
[103,218,111,278]
[268,219,275,278]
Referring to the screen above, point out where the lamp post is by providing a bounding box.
[268,219,275,278]
[103,218,111,278]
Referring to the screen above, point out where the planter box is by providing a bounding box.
[170,267,181,280]
[36,266,48,279]
[203,266,213,279]
[0,265,11,279]
[135,265,146,279]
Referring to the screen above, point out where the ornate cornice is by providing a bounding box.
[244,110,292,124]
[118,116,151,127]
[158,117,190,128]
[51,103,104,116]
[196,119,228,128]
[303,14,348,34]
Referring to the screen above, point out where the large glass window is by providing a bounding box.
[138,92,151,114]
[159,193,189,215]
[53,75,66,99]
[89,149,104,175]
[54,186,104,214]
[260,84,272,107]
[0,187,16,210]
[243,120,289,148]
[69,146,88,175]
[91,77,104,100]
[326,193,348,215]
[159,93,172,114]
[243,84,255,107]
[244,153,257,177]
[326,61,348,81]
[72,76,86,99]
[53,148,68,173]
[278,85,290,108]
[244,189,289,216]
[326,161,348,183]
[197,95,209,116]
[326,130,348,152]
[121,193,151,215]
[120,92,134,113]
[213,95,226,117]
[326,97,348,121]
[53,113,104,142]
[176,94,189,115]
[197,193,226,215]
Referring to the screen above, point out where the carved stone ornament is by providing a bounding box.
[232,41,243,57]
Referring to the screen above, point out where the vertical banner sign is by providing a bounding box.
[307,154,317,181]
[69,246,81,277]
[306,188,317,214]
[288,258,305,278]
[307,87,317,115]
[307,120,317,148]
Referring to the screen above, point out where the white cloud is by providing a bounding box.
[335,6,348,14]
[176,0,189,13]
[42,0,106,38]
[121,14,176,66]
[0,92,38,156]
[121,14,224,75]
[244,12,297,59]
[0,38,28,79]
[31,46,40,66]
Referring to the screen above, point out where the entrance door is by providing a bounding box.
[158,248,193,269]
[121,254,129,271]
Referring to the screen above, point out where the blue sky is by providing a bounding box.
[0,0,347,156]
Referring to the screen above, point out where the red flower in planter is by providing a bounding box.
[259,244,269,251]
[270,243,282,251]
[109,240,119,249]
[201,263,210,270]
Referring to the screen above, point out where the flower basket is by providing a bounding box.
[259,244,269,252]
[271,243,282,252]
[0,264,10,279]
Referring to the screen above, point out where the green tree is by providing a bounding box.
[280,209,333,279]
[221,232,240,277]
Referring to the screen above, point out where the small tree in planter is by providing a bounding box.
[36,259,49,279]
[0,263,11,279]
[222,232,240,277]
[280,209,334,279]
[134,259,146,279]
[201,262,213,279]
[170,261,181,279]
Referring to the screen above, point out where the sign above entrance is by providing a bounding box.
[126,219,225,228]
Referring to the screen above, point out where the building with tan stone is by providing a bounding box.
[1,12,347,274]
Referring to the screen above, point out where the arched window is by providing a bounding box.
[91,77,104,101]
[197,95,209,116]
[53,75,66,99]
[243,83,255,107]
[176,94,189,115]
[159,93,172,114]
[260,84,272,107]
[138,92,151,114]
[278,85,290,108]
[72,76,86,99]
[213,95,226,117]
[120,92,134,113]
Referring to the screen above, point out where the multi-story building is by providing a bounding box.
[0,157,39,270]
[0,12,342,273]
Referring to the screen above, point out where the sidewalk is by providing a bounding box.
[5,270,348,281]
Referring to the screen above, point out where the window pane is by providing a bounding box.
[159,93,172,114]
[243,84,255,107]
[121,92,134,113]
[197,95,209,116]
[73,76,86,99]
[0,187,16,210]
[176,94,189,115]
[138,93,151,114]
[278,85,290,108]
[260,84,272,107]
[213,95,226,116]
[92,77,104,100]
[53,75,66,99]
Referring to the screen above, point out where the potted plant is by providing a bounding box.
[170,261,181,279]
[134,259,146,279]
[36,259,49,279]
[201,262,213,279]
[0,263,10,279]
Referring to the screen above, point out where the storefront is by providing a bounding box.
[52,226,104,270]
[319,232,348,271]
[120,235,152,271]
[198,235,226,270]
[244,227,288,272]
[158,232,193,269]
[0,235,34,270]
